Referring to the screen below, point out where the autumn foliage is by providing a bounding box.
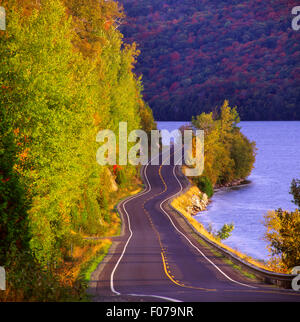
[192,100,256,188]
[120,0,300,121]
[264,179,300,272]
[0,0,155,300]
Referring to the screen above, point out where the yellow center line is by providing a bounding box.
[140,156,216,292]
[161,252,216,292]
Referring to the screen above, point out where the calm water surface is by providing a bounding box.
[157,121,300,261]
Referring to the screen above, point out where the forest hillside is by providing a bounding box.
[120,0,300,120]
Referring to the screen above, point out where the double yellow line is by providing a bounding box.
[142,160,216,292]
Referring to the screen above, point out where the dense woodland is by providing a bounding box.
[120,0,300,121]
[0,0,155,300]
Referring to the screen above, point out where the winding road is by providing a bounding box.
[92,152,300,302]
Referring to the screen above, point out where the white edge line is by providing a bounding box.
[110,162,151,295]
[111,147,256,302]
[110,152,182,302]
[158,162,257,289]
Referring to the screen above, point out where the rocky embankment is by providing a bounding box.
[187,192,209,216]
[214,178,250,190]
[185,179,250,216]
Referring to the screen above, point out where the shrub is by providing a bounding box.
[194,176,214,198]
[0,112,31,265]
[216,223,234,240]
[115,169,128,187]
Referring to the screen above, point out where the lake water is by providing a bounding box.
[157,121,300,261]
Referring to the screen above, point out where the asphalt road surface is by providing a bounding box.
[92,153,300,302]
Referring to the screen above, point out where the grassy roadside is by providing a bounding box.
[70,172,144,302]
[3,170,146,302]
[76,240,112,301]
[171,184,272,276]
[193,233,257,280]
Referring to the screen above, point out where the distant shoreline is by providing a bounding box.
[214,179,251,192]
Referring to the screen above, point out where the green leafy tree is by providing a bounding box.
[192,100,256,188]
[230,132,256,179]
[264,179,300,271]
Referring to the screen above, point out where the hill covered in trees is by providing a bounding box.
[0,0,155,300]
[120,0,300,121]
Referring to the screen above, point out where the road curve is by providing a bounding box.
[93,154,300,302]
